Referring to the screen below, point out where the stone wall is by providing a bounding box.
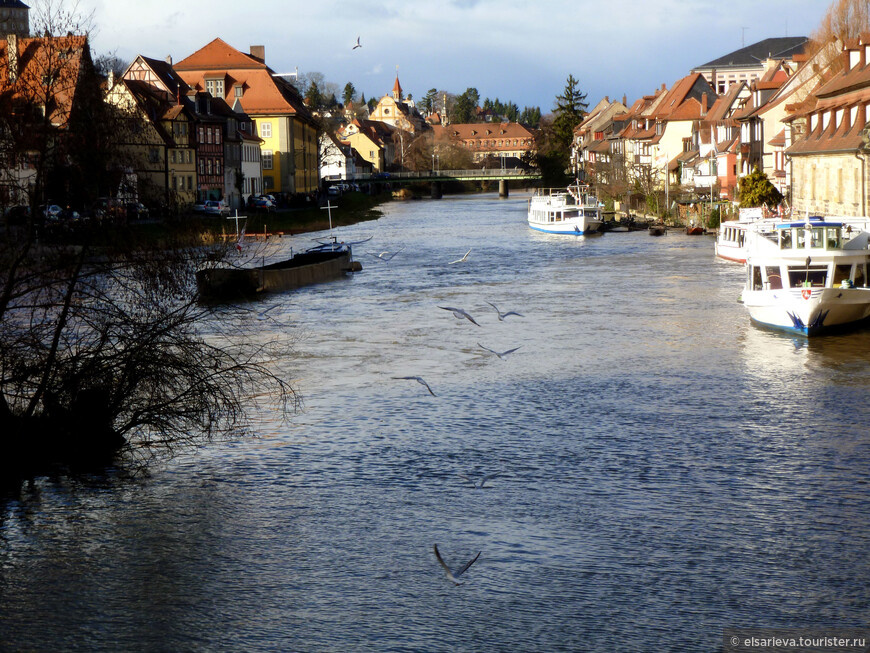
[790,154,867,217]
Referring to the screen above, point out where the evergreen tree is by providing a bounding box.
[343,82,356,106]
[738,166,783,207]
[453,87,480,123]
[305,80,323,109]
[552,74,588,148]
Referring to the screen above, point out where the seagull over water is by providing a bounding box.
[433,544,481,585]
[459,472,501,489]
[257,304,281,321]
[368,248,403,261]
[439,306,480,326]
[478,343,521,359]
[352,36,362,49]
[448,248,471,264]
[486,302,524,321]
[392,376,436,396]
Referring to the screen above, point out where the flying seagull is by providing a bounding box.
[439,306,480,326]
[392,376,436,396]
[352,36,362,50]
[459,472,501,489]
[368,248,403,261]
[486,302,524,321]
[433,544,481,585]
[448,248,471,264]
[257,304,281,321]
[477,343,521,359]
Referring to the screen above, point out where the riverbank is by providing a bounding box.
[218,191,389,238]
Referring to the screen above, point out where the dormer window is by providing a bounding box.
[205,78,225,98]
[234,85,243,98]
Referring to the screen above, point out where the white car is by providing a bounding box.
[204,200,230,216]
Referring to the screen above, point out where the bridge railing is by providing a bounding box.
[350,168,540,181]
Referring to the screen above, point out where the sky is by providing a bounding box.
[76,0,830,113]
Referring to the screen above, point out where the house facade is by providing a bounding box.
[786,36,870,218]
[692,37,808,94]
[340,119,395,172]
[110,55,198,208]
[173,39,319,197]
[430,122,534,164]
[0,32,103,208]
[0,0,28,36]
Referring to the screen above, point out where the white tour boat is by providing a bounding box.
[740,216,870,336]
[715,205,785,263]
[528,184,604,235]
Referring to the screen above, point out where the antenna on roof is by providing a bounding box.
[741,27,748,47]
[272,67,298,80]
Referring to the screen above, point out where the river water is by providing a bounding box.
[3,193,870,652]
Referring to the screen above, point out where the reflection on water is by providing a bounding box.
[3,194,870,652]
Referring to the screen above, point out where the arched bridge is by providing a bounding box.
[349,168,542,198]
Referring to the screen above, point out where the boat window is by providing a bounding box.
[779,229,792,249]
[751,266,763,291]
[765,266,782,290]
[856,264,867,287]
[584,210,598,218]
[826,228,842,249]
[810,228,825,249]
[834,264,852,286]
[787,265,828,288]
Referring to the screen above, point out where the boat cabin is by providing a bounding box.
[746,219,870,292]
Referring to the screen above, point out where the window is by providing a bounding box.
[262,150,273,169]
[148,148,160,163]
[234,85,243,98]
[170,150,176,164]
[215,129,221,145]
[207,159,212,175]
[260,122,272,138]
[205,78,225,97]
[188,176,193,190]
[264,176,274,189]
[206,128,212,144]
[216,160,221,175]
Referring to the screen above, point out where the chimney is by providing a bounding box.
[166,55,172,65]
[107,69,114,90]
[701,93,708,116]
[250,45,265,62]
[8,33,18,83]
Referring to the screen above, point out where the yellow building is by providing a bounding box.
[174,39,319,196]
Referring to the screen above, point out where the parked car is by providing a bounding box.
[126,202,149,221]
[41,204,63,221]
[252,197,275,212]
[204,200,230,216]
[91,197,126,222]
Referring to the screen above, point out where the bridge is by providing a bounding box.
[346,168,542,198]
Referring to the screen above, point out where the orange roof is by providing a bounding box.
[174,38,315,123]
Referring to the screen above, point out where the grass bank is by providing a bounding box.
[225,191,389,237]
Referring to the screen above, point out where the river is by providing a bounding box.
[3,193,870,652]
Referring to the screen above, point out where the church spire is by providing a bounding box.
[392,65,402,100]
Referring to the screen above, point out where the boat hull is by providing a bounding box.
[528,220,602,235]
[742,287,870,336]
[197,248,354,299]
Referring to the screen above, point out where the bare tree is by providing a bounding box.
[1,1,298,483]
